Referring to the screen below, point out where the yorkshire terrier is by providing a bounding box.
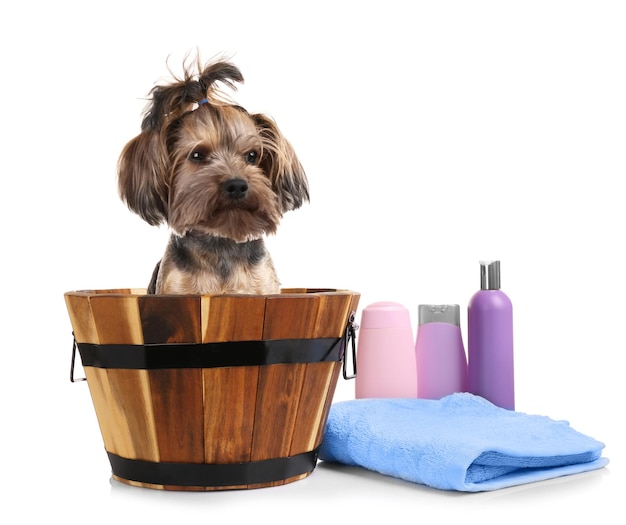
[118,58,309,294]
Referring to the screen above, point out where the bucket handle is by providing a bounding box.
[70,333,87,383]
[342,311,358,380]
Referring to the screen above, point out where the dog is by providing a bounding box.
[117,58,309,294]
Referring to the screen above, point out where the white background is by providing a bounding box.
[2,1,623,522]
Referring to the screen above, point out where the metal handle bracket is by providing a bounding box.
[342,312,358,380]
[70,334,87,383]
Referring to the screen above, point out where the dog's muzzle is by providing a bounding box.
[222,178,249,200]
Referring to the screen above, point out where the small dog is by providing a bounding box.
[118,58,309,294]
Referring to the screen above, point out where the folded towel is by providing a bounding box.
[319,393,608,492]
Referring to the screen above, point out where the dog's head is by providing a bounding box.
[118,58,309,242]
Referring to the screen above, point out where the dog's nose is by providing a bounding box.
[221,178,249,200]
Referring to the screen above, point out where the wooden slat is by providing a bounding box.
[105,369,160,462]
[201,295,266,342]
[279,288,310,294]
[250,293,320,485]
[250,363,307,465]
[64,293,98,344]
[203,366,259,464]
[289,291,360,455]
[289,361,335,455]
[313,361,343,447]
[312,292,355,338]
[262,294,320,339]
[312,291,360,445]
[201,295,265,488]
[138,296,205,485]
[83,294,158,474]
[138,296,204,488]
[88,295,143,345]
[83,367,125,456]
[138,295,202,343]
[149,369,204,463]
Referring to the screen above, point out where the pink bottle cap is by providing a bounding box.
[360,301,411,329]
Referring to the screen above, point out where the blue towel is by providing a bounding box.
[319,393,608,492]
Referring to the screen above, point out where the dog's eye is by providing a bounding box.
[245,150,260,165]
[188,150,207,162]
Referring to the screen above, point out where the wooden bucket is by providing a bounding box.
[65,288,359,491]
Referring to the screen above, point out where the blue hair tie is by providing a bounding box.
[197,98,209,106]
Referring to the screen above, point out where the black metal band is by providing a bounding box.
[77,338,343,370]
[108,449,319,488]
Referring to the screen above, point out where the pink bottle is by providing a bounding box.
[355,302,417,398]
[467,260,515,410]
[416,304,468,399]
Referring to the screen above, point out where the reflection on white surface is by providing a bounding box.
[100,459,613,523]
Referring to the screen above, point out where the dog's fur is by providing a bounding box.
[118,58,308,294]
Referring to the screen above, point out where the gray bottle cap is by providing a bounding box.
[480,260,501,290]
[418,304,461,326]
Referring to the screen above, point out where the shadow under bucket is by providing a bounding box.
[65,288,359,491]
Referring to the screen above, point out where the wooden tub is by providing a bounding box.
[65,288,360,490]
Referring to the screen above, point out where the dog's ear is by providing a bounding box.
[252,113,309,212]
[117,130,169,225]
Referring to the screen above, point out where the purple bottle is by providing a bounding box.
[416,304,468,399]
[467,260,515,410]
